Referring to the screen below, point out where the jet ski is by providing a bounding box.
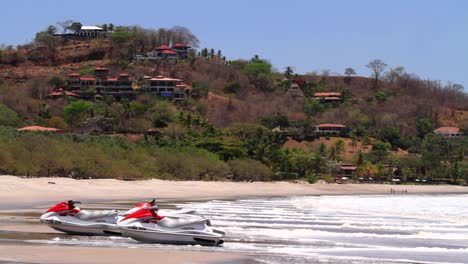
[40,199,195,236]
[117,205,225,246]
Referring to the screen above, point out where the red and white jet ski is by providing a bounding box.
[117,205,224,246]
[40,199,194,236]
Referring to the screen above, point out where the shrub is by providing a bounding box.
[224,81,241,94]
[0,104,22,127]
[227,159,272,181]
[307,175,318,184]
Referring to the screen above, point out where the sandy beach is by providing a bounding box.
[1,175,468,208]
[0,245,248,264]
[1,175,468,264]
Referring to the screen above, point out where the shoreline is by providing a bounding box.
[1,175,468,264]
[1,175,468,209]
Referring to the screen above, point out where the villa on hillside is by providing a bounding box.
[313,92,342,103]
[434,127,464,138]
[140,75,191,100]
[135,43,192,62]
[315,123,346,135]
[52,66,190,101]
[66,66,134,100]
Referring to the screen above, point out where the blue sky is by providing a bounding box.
[2,0,467,87]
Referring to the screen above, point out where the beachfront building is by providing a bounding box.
[315,123,346,135]
[313,92,342,103]
[434,127,464,138]
[140,75,191,100]
[135,43,192,62]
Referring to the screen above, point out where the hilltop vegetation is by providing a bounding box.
[0,22,467,183]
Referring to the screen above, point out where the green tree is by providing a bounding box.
[227,159,273,181]
[416,117,435,139]
[46,25,57,35]
[374,91,388,102]
[63,101,94,129]
[244,60,272,77]
[224,81,241,94]
[335,139,345,156]
[284,66,294,79]
[0,104,22,127]
[67,22,82,33]
[244,55,273,91]
[344,68,356,76]
[319,142,327,157]
[48,76,66,89]
[261,115,289,129]
[304,100,324,117]
[146,101,176,128]
[378,127,400,146]
[192,82,210,97]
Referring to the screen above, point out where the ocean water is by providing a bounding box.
[180,194,468,264]
[3,194,468,264]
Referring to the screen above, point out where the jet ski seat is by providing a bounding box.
[157,216,208,228]
[74,210,117,221]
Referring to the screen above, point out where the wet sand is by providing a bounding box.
[0,245,248,264]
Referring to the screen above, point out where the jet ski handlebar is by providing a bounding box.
[142,206,159,211]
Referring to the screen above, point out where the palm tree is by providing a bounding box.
[284,66,294,79]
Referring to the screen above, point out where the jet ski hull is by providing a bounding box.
[120,227,224,246]
[41,219,122,236]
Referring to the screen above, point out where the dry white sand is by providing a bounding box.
[1,175,467,208]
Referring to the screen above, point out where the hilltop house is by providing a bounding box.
[434,127,463,138]
[57,66,190,100]
[315,123,346,135]
[135,43,192,62]
[75,26,106,38]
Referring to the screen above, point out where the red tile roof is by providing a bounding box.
[48,91,82,98]
[150,76,181,81]
[323,97,342,100]
[162,50,177,54]
[80,77,96,81]
[17,126,63,133]
[68,72,81,76]
[434,127,460,133]
[119,72,129,76]
[315,123,346,128]
[314,92,342,97]
[173,43,190,48]
[106,78,118,81]
[340,166,357,170]
[155,45,171,50]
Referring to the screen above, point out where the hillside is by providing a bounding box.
[0,23,466,183]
